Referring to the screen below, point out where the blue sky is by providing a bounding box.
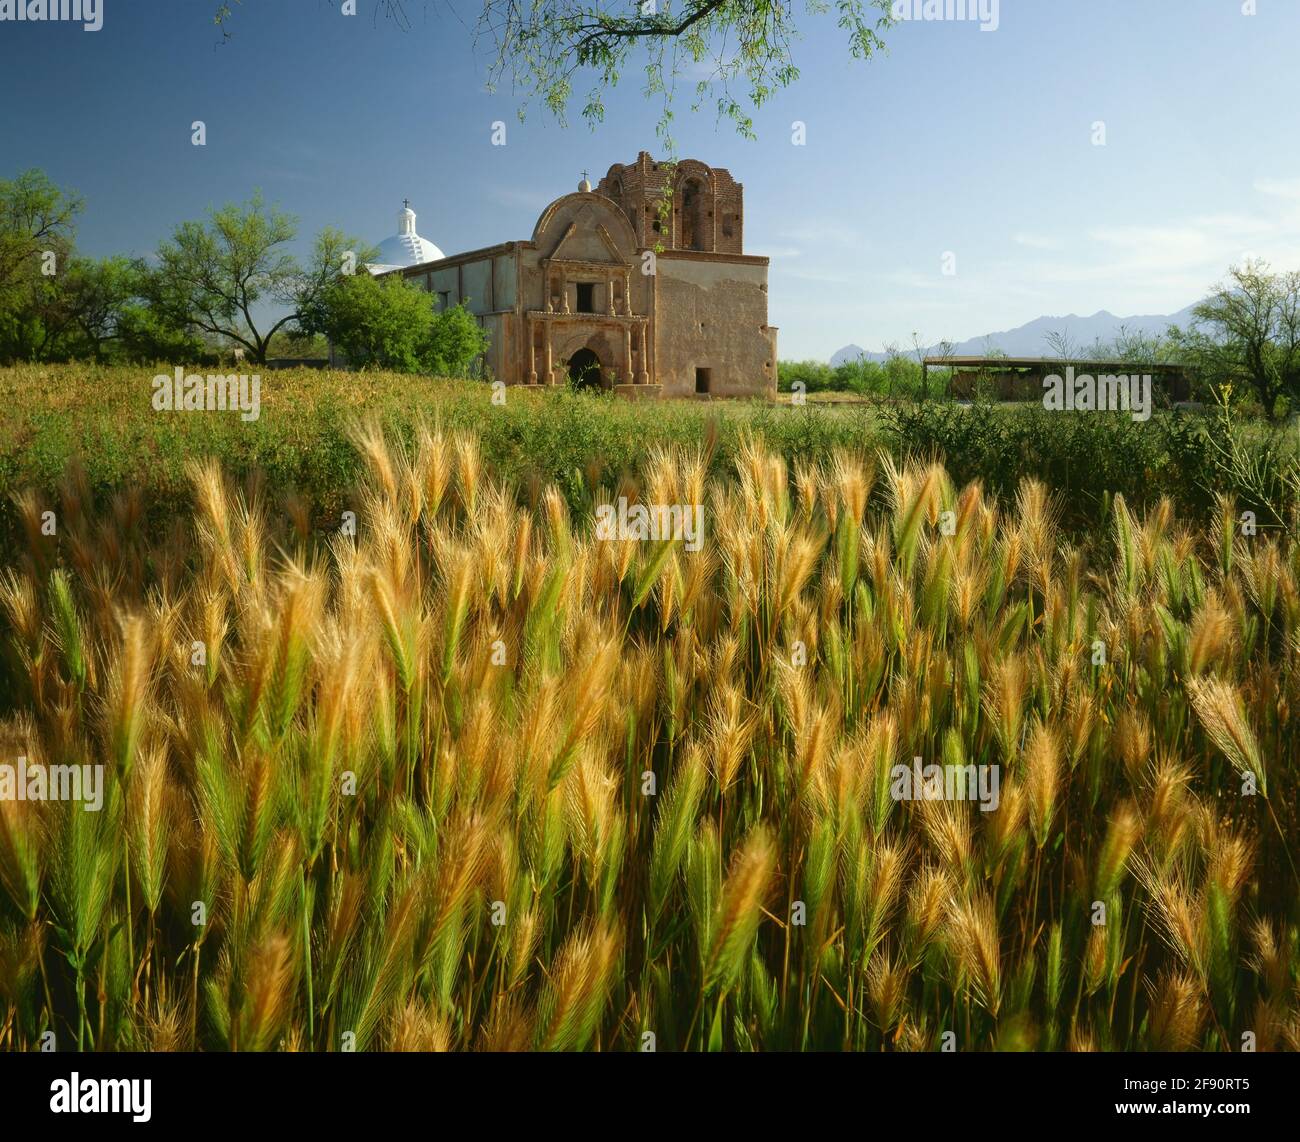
[2,0,1298,359]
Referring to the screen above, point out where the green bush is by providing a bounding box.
[309,273,488,374]
[779,355,942,399]
[879,400,1300,529]
[777,359,834,392]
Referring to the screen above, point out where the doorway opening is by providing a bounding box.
[695,367,712,395]
[569,347,604,390]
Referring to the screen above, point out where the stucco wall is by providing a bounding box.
[482,312,512,381]
[429,265,458,302]
[653,255,775,398]
[461,260,493,314]
[494,254,517,310]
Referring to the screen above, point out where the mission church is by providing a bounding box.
[368,153,777,399]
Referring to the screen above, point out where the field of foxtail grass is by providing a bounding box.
[0,422,1297,1051]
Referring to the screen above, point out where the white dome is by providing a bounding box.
[369,201,444,273]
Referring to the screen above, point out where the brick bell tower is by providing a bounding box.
[596,152,745,255]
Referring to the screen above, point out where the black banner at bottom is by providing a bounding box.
[0,1049,1289,1129]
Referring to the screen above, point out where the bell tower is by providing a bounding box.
[595,153,745,255]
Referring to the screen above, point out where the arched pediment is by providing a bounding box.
[532,192,638,261]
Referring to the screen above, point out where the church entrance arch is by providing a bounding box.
[567,346,606,390]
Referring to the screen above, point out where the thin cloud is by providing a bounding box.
[1254,177,1300,200]
[1013,232,1062,251]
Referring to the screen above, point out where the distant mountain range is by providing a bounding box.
[828,303,1200,366]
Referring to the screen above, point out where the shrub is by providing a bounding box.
[310,273,488,374]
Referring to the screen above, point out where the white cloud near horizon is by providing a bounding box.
[1254,177,1300,201]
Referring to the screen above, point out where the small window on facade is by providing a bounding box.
[576,282,596,313]
[695,367,711,395]
[437,291,451,311]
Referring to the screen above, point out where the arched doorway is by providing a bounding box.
[568,346,605,390]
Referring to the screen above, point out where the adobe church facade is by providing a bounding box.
[375,154,777,399]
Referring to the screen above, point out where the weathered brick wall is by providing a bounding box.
[597,152,745,255]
